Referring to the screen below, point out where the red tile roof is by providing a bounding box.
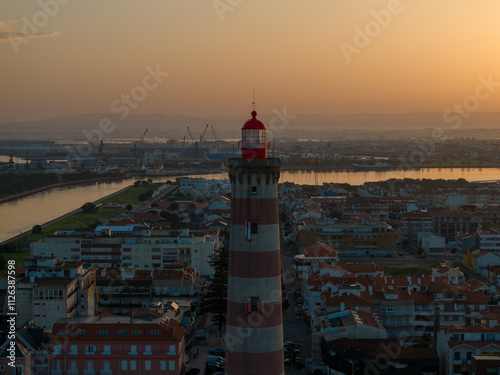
[444,324,500,333]
[303,243,339,258]
[448,341,500,349]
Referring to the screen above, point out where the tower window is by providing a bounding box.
[251,297,259,312]
[251,222,258,234]
[251,186,257,195]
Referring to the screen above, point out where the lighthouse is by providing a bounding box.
[226,110,284,375]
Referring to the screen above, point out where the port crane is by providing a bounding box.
[132,128,148,156]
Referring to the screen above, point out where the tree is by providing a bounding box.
[169,202,179,210]
[81,202,98,214]
[160,211,181,227]
[151,202,159,208]
[32,224,42,234]
[138,193,148,202]
[134,181,142,187]
[125,204,133,211]
[200,247,228,340]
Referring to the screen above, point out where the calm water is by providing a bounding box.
[1,168,499,243]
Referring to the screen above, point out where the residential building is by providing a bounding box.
[296,216,397,256]
[437,325,500,375]
[0,342,31,375]
[311,308,387,363]
[478,228,500,253]
[432,265,465,284]
[95,266,197,315]
[30,227,219,278]
[293,243,339,276]
[0,320,50,375]
[50,313,185,375]
[417,232,446,258]
[322,337,439,375]
[457,232,479,262]
[471,355,500,375]
[430,210,480,242]
[16,257,96,330]
[400,211,433,247]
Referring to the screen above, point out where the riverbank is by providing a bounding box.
[0,176,128,205]
[0,184,135,246]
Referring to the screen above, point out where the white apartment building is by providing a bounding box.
[30,227,219,278]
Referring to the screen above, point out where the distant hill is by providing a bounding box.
[1,112,499,141]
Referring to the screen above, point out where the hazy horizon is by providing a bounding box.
[2,0,500,123]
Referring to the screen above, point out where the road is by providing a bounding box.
[281,226,312,375]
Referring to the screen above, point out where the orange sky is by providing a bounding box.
[1,0,500,122]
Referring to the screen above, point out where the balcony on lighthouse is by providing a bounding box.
[238,110,271,159]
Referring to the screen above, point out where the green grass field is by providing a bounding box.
[0,182,171,272]
[99,183,163,205]
[26,208,126,242]
[0,250,30,272]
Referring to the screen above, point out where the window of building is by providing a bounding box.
[69,345,78,355]
[169,361,175,371]
[130,361,136,370]
[53,361,60,370]
[98,329,109,336]
[86,361,93,371]
[77,329,87,336]
[103,345,111,355]
[53,345,61,355]
[251,186,257,195]
[160,360,166,370]
[144,345,152,355]
[151,329,160,336]
[103,361,111,371]
[251,221,258,234]
[121,361,127,370]
[85,345,96,355]
[145,361,151,371]
[132,329,141,336]
[251,297,259,312]
[168,345,176,355]
[119,329,128,336]
[130,345,137,355]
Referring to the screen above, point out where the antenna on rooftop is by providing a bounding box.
[252,89,257,111]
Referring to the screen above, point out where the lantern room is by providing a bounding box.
[239,110,271,159]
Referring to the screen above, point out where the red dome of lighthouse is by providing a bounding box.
[239,110,269,159]
[242,111,266,130]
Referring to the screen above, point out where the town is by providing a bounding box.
[2,171,500,374]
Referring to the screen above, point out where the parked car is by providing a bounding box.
[207,355,225,365]
[206,362,225,372]
[209,348,226,357]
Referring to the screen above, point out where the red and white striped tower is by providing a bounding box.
[226,110,284,375]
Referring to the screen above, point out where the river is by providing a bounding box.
[1,167,499,243]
